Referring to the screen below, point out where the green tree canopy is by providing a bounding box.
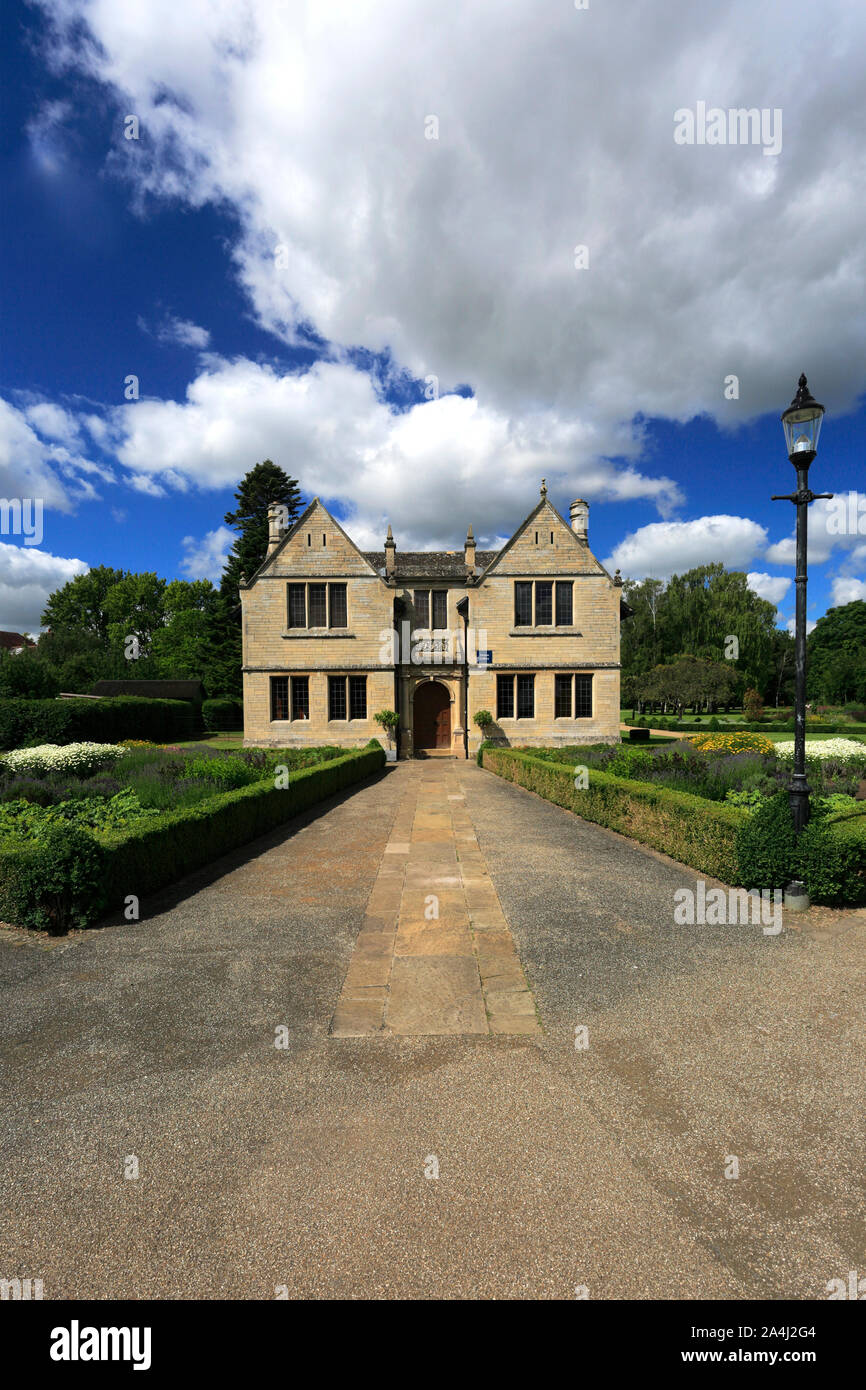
[221,459,302,600]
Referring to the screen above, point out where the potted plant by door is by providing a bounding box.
[374,709,400,761]
[473,709,494,744]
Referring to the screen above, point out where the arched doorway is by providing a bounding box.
[413,680,451,751]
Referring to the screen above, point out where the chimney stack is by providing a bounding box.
[464,524,476,571]
[569,498,589,542]
[266,504,284,557]
[384,523,396,578]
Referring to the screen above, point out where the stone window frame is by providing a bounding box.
[270,674,311,722]
[513,579,574,629]
[553,672,594,719]
[328,673,368,722]
[496,672,535,720]
[286,581,349,630]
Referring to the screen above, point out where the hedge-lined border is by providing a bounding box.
[0,741,385,929]
[481,746,866,897]
[0,696,198,750]
[482,746,746,882]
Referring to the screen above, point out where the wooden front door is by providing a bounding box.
[413,681,451,749]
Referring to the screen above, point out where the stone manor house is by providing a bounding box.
[240,482,627,757]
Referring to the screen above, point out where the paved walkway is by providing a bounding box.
[1,759,864,1299]
[331,763,539,1036]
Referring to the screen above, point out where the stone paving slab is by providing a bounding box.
[330,761,540,1037]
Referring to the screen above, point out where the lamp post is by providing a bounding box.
[771,374,832,837]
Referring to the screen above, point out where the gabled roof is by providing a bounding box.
[0,630,36,650]
[476,494,611,580]
[362,550,500,579]
[245,497,380,584]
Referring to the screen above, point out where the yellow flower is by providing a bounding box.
[687,731,774,755]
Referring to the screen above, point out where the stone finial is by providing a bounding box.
[614,568,622,586]
[464,523,476,570]
[540,477,548,499]
[266,503,284,557]
[384,522,396,577]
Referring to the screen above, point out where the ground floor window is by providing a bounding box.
[554,672,593,718]
[271,675,311,720]
[291,675,310,720]
[329,674,367,721]
[497,673,535,719]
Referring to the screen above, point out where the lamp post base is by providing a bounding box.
[788,782,811,836]
[784,880,810,912]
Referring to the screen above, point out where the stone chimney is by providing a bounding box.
[464,524,476,571]
[569,498,589,543]
[266,504,284,557]
[384,523,396,578]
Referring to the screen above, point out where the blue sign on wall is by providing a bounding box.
[475,650,493,666]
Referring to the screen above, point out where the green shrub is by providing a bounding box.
[181,754,259,790]
[0,743,385,931]
[798,816,865,905]
[0,697,197,750]
[707,716,721,731]
[0,824,106,933]
[477,738,493,767]
[201,697,242,731]
[734,791,796,890]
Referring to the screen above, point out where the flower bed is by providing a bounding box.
[0,741,385,931]
[773,737,866,760]
[1,742,127,779]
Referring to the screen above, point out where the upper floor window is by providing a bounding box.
[513,579,573,627]
[287,582,348,629]
[413,589,448,629]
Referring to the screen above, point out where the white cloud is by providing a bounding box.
[0,398,80,511]
[25,402,82,446]
[830,576,866,606]
[140,314,212,349]
[0,543,89,635]
[765,494,866,567]
[785,615,817,636]
[180,525,234,581]
[604,516,768,580]
[746,572,790,605]
[36,0,866,439]
[105,356,682,547]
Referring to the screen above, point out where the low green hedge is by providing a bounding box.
[0,741,385,931]
[0,697,197,750]
[481,748,866,904]
[482,747,745,883]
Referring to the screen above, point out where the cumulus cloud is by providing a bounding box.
[104,357,681,547]
[24,402,82,447]
[785,615,817,636]
[35,0,866,438]
[604,516,768,580]
[0,543,89,635]
[180,525,234,581]
[0,398,84,510]
[747,572,790,605]
[139,314,212,349]
[830,576,866,606]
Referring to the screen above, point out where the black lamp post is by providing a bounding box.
[771,374,832,836]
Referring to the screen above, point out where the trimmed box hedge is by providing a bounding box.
[0,697,198,750]
[481,747,866,903]
[0,741,385,931]
[483,746,746,883]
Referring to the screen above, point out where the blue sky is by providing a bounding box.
[1,0,864,635]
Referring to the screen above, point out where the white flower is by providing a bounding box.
[0,742,127,779]
[773,738,866,761]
